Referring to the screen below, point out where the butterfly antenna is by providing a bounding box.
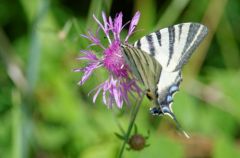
[163,108,190,139]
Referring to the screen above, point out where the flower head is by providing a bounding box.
[75,11,141,108]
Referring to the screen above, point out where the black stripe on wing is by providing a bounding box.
[176,23,208,69]
[131,48,150,86]
[146,34,155,56]
[155,30,162,46]
[123,47,144,83]
[178,24,183,41]
[121,45,162,90]
[181,23,201,55]
[167,26,175,66]
[136,40,141,49]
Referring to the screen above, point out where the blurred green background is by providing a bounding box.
[1,0,240,157]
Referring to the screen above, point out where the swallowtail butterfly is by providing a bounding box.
[122,23,208,137]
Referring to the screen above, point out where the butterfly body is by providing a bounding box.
[122,23,208,136]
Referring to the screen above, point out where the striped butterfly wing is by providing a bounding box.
[134,23,208,72]
[130,23,208,138]
[121,44,188,138]
[132,23,208,108]
[121,44,161,93]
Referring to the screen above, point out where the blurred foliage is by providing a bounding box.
[0,0,240,157]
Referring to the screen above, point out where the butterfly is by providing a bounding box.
[121,23,208,137]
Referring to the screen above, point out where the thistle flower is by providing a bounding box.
[75,11,142,108]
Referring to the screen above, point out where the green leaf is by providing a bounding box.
[114,132,126,140]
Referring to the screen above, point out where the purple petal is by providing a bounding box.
[73,68,83,72]
[93,85,103,103]
[110,77,124,108]
[130,11,140,30]
[77,50,98,61]
[77,62,101,85]
[93,14,105,31]
[114,90,123,108]
[113,12,123,39]
[102,92,107,105]
[78,71,91,85]
[114,12,123,32]
[89,32,100,44]
[102,81,110,105]
[108,95,114,108]
[80,34,90,39]
[108,16,113,31]
[110,80,120,107]
[102,12,109,34]
[125,11,141,41]
[86,43,98,48]
[93,14,109,38]
[81,31,101,45]
[120,83,131,106]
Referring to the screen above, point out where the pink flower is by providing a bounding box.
[75,11,141,108]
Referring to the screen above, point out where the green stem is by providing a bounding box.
[12,90,22,158]
[118,92,145,158]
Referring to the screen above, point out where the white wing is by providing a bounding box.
[133,23,208,72]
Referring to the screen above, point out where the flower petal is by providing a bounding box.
[120,83,131,106]
[114,90,123,108]
[113,12,123,40]
[77,62,101,85]
[108,95,114,108]
[108,16,113,31]
[93,14,105,31]
[81,31,101,45]
[88,31,101,44]
[102,12,109,34]
[102,80,110,105]
[93,14,110,38]
[93,84,103,103]
[125,11,141,41]
[77,50,98,61]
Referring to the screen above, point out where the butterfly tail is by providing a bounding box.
[171,113,190,139]
[162,107,190,139]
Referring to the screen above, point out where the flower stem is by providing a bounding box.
[118,92,145,158]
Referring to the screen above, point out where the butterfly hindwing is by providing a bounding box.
[134,23,208,72]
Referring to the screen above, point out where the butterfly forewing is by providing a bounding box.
[134,23,208,72]
[121,45,162,91]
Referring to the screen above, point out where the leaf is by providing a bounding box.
[114,132,126,140]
